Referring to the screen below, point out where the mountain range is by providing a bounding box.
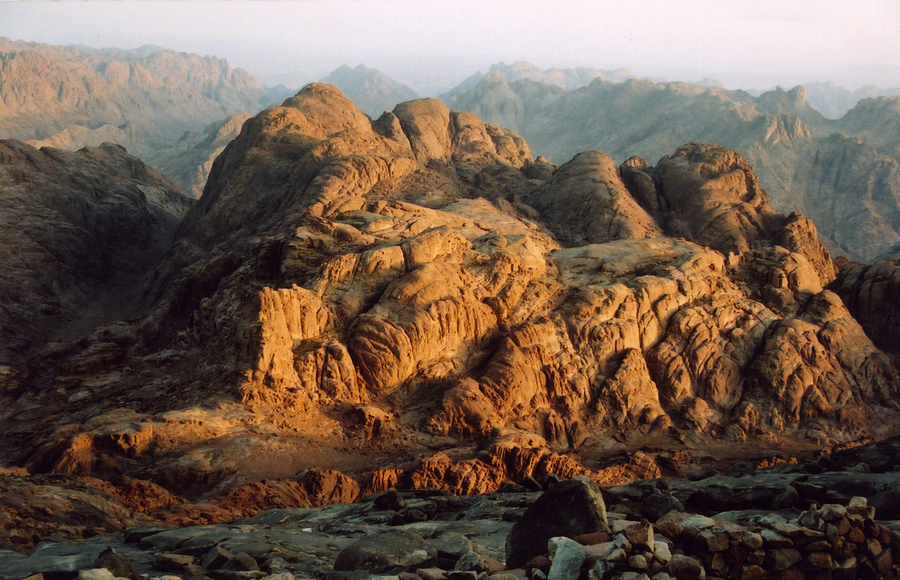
[5,39,900,575]
[0,38,280,197]
[4,38,900,261]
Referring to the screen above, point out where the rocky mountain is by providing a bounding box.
[0,38,270,145]
[0,139,192,366]
[0,38,278,195]
[319,64,419,118]
[146,112,253,198]
[1,83,898,554]
[444,76,900,262]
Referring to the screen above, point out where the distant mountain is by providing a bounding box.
[319,64,418,118]
[444,76,900,262]
[0,38,273,145]
[147,112,252,198]
[0,38,285,195]
[442,61,633,103]
[484,61,633,90]
[805,81,900,120]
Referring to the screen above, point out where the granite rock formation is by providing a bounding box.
[1,84,899,551]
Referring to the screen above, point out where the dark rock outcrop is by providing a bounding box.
[0,139,192,363]
[831,258,900,353]
[505,476,610,568]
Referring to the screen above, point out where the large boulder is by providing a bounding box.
[334,529,437,573]
[505,477,610,568]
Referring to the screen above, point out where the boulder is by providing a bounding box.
[334,529,437,573]
[505,477,610,568]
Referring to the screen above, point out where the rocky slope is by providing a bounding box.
[444,76,900,262]
[0,139,192,365]
[320,64,419,118]
[1,84,899,553]
[145,112,253,198]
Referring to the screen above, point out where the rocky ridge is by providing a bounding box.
[1,84,899,558]
[444,76,900,262]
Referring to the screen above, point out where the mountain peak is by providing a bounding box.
[318,65,418,118]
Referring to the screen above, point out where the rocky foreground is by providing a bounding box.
[2,437,900,580]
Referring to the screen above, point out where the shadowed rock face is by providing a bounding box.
[1,84,899,548]
[0,139,192,364]
[831,258,900,354]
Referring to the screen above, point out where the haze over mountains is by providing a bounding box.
[4,37,900,260]
[442,75,900,262]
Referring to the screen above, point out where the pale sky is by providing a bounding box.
[1,0,899,94]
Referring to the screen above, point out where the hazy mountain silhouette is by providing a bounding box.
[319,64,419,117]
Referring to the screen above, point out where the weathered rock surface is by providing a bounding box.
[2,83,900,552]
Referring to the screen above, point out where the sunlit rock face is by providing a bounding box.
[1,83,898,530]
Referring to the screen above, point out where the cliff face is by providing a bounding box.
[2,85,896,515]
[444,77,900,262]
